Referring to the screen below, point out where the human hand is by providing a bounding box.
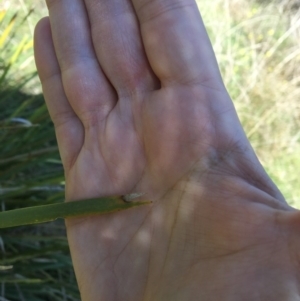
[34,0,299,300]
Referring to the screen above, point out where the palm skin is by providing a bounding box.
[34,0,300,300]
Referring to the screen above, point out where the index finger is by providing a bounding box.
[132,0,223,87]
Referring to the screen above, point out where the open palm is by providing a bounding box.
[34,0,292,300]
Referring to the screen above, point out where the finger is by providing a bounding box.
[132,0,223,87]
[84,0,160,98]
[46,0,117,128]
[34,17,84,169]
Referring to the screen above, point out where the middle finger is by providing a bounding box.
[84,0,160,99]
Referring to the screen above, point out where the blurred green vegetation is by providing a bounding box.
[0,5,80,300]
[0,0,299,300]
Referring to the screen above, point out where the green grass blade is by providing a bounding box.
[0,197,151,229]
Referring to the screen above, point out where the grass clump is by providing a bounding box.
[0,7,80,301]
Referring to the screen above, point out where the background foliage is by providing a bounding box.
[0,1,79,300]
[0,0,299,300]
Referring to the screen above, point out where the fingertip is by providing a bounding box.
[35,16,50,32]
[34,16,51,54]
[34,17,59,80]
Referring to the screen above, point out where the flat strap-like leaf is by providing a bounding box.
[0,197,151,229]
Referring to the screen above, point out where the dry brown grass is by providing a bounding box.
[198,0,300,207]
